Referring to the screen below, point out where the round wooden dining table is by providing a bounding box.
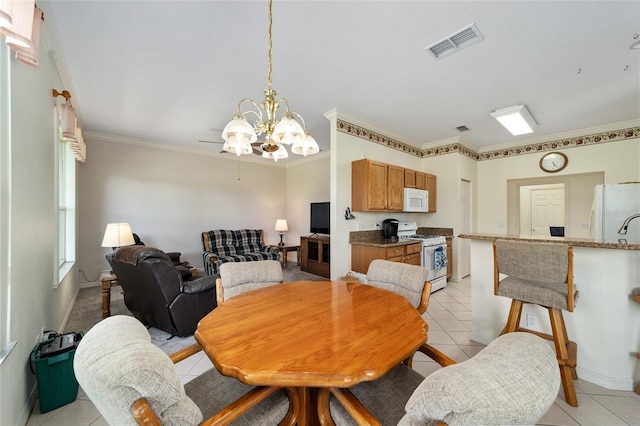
[195,280,428,425]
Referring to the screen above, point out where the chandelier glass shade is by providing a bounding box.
[221,0,319,161]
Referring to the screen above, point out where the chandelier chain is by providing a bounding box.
[267,0,273,89]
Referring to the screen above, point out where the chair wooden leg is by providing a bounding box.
[501,300,523,334]
[549,308,578,407]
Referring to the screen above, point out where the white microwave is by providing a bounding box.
[403,188,429,212]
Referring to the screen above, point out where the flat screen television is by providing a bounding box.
[310,202,330,235]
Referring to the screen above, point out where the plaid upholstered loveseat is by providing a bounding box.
[201,229,280,276]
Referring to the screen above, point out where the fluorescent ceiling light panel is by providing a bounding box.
[490,104,537,136]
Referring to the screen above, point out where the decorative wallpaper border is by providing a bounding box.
[336,119,639,161]
[336,120,425,157]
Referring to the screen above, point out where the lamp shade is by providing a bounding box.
[291,133,320,157]
[274,219,288,232]
[272,115,305,145]
[262,143,288,161]
[101,223,135,248]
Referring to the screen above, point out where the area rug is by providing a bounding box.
[64,262,325,354]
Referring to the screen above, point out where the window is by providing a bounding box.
[0,40,13,361]
[56,108,76,285]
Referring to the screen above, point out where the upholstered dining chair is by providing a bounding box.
[322,332,560,425]
[366,259,455,368]
[216,259,284,304]
[493,239,579,406]
[74,315,295,426]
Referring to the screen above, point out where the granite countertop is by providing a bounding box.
[458,233,640,250]
[417,227,453,237]
[349,230,421,247]
[350,227,453,247]
[350,238,423,248]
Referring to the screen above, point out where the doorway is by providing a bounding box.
[519,184,565,236]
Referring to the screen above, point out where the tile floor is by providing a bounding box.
[26,276,639,425]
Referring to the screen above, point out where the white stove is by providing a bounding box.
[397,221,448,292]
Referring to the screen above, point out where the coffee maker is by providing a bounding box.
[382,218,399,242]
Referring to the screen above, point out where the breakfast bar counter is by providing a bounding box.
[459,233,640,392]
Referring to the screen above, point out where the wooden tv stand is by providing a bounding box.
[300,236,330,278]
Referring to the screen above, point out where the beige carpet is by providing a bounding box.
[64,262,325,354]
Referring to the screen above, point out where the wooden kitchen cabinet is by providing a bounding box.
[415,172,426,190]
[352,159,404,212]
[405,169,427,190]
[387,165,404,211]
[425,173,437,212]
[404,169,416,188]
[351,242,422,274]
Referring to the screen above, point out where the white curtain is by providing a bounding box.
[0,0,41,71]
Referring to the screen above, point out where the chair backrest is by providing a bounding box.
[201,229,267,255]
[216,260,283,304]
[493,240,575,311]
[106,246,184,334]
[401,332,560,425]
[74,316,203,426]
[201,230,237,255]
[366,259,431,313]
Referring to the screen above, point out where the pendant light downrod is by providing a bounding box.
[220,0,319,161]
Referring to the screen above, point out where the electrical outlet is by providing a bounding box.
[526,314,537,329]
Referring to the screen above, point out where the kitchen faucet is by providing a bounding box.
[618,213,640,235]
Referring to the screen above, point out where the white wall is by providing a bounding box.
[77,136,296,277]
[1,46,80,425]
[477,137,640,234]
[326,110,425,279]
[421,152,477,281]
[285,153,331,259]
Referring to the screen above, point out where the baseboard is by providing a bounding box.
[59,285,80,333]
[22,382,39,426]
[80,281,100,289]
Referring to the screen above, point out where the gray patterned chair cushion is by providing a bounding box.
[218,260,283,302]
[400,333,560,425]
[366,259,429,310]
[201,229,280,276]
[495,240,577,310]
[329,332,559,425]
[74,315,290,426]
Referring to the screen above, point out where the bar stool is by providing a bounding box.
[493,239,579,407]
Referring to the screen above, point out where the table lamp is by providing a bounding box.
[101,223,135,250]
[274,219,288,247]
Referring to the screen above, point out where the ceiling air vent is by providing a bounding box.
[426,23,484,60]
[456,125,470,132]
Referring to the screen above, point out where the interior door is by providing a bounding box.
[530,188,565,236]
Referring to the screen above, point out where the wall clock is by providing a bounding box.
[539,152,568,173]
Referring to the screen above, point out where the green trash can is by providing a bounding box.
[30,332,83,413]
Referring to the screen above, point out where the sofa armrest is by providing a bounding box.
[203,251,220,262]
[182,275,216,294]
[262,245,280,255]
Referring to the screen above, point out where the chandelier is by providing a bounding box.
[221,0,319,162]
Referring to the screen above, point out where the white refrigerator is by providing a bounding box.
[590,183,640,243]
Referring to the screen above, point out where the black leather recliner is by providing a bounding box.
[106,246,217,337]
